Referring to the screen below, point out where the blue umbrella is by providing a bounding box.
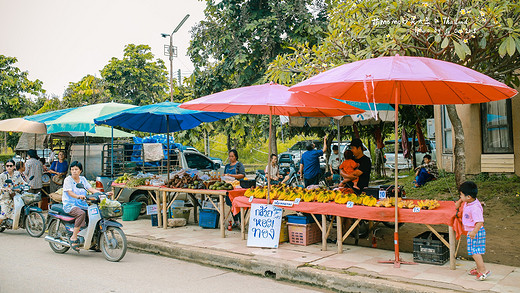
[94,101,235,133]
[94,101,235,182]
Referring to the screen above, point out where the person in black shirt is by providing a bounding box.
[340,138,371,193]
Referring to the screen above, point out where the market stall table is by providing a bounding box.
[111,184,162,226]
[232,196,462,269]
[158,187,247,237]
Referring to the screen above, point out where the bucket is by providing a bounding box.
[122,202,141,221]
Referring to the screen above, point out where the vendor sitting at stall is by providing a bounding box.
[265,153,289,185]
[413,154,438,187]
[224,149,245,227]
[48,151,68,193]
[339,138,371,193]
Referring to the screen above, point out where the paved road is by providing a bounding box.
[0,230,329,293]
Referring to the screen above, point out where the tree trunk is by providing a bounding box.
[226,133,231,152]
[269,122,278,156]
[411,129,417,169]
[445,105,466,188]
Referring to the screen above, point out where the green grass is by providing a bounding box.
[191,134,321,165]
[387,170,520,212]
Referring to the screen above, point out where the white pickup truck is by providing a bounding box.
[72,142,223,214]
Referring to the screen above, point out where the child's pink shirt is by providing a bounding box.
[462,198,484,231]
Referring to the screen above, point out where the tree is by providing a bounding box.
[0,55,45,151]
[63,75,111,108]
[101,44,169,105]
[186,0,330,155]
[265,0,520,186]
[0,55,44,119]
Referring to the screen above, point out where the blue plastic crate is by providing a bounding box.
[287,214,315,224]
[199,208,219,229]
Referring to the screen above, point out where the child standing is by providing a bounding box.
[338,150,359,189]
[455,181,490,280]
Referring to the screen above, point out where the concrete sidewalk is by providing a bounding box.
[122,218,519,293]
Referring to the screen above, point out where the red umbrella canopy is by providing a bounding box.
[179,83,363,116]
[290,55,518,105]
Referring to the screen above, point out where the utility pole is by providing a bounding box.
[162,14,190,102]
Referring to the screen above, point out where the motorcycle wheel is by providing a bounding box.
[100,227,127,262]
[25,212,46,237]
[255,175,265,187]
[48,220,70,254]
[0,227,5,233]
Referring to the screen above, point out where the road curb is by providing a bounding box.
[127,236,470,293]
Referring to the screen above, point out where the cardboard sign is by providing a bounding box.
[146,204,158,215]
[247,204,283,248]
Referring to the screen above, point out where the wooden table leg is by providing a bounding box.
[337,216,343,254]
[449,226,456,270]
[163,190,168,229]
[322,214,327,251]
[220,194,225,238]
[240,207,245,240]
[157,191,162,228]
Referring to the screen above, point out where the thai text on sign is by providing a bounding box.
[247,204,283,248]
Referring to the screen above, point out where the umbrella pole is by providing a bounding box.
[84,132,87,176]
[111,126,114,179]
[379,84,415,268]
[393,87,400,267]
[266,109,272,204]
[167,116,170,185]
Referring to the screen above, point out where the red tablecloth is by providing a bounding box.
[232,196,463,238]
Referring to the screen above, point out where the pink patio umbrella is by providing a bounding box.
[291,54,518,267]
[180,83,364,202]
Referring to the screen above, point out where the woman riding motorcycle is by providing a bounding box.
[0,159,27,227]
[62,161,111,252]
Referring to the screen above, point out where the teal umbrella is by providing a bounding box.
[25,103,136,176]
[27,102,136,134]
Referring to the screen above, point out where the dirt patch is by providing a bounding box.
[337,198,520,267]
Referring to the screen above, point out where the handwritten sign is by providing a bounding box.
[273,200,294,207]
[413,207,421,213]
[249,196,254,202]
[146,204,158,215]
[294,198,301,205]
[247,204,283,248]
[346,201,354,208]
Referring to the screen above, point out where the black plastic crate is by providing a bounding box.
[413,231,449,265]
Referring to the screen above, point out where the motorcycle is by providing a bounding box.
[44,183,127,262]
[0,179,46,237]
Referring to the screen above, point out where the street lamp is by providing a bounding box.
[162,14,190,102]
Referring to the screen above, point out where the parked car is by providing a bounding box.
[384,139,436,170]
[184,146,223,167]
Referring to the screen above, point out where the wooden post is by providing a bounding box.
[163,190,168,229]
[337,216,343,253]
[322,214,327,251]
[220,194,225,238]
[240,207,245,240]
[449,226,456,270]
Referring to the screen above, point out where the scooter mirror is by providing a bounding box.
[76,183,85,189]
[5,179,13,184]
